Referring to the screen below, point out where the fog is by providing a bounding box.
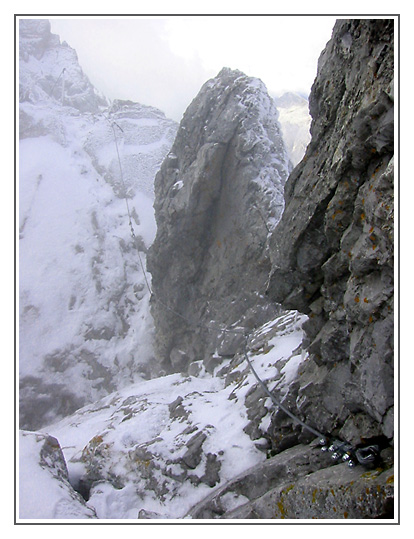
[51,16,337,121]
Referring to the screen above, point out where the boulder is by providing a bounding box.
[187,441,394,519]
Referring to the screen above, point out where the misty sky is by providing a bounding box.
[50,16,337,121]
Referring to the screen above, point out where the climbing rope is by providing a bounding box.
[151,295,381,467]
[107,115,380,469]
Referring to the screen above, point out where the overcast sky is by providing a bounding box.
[50,16,337,121]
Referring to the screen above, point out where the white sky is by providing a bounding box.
[50,16,337,121]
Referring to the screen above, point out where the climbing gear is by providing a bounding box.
[320,438,380,468]
[354,445,380,466]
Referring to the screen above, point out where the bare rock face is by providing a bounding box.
[187,442,394,519]
[147,68,290,373]
[267,19,394,449]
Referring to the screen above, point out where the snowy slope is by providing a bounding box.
[19,311,308,520]
[274,92,311,167]
[18,20,313,521]
[19,431,97,519]
[19,19,177,430]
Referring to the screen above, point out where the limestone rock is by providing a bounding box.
[187,442,394,519]
[267,20,394,446]
[147,68,290,373]
[19,431,97,519]
[187,445,394,519]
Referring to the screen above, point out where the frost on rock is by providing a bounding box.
[18,18,395,522]
[18,19,178,430]
[147,68,291,373]
[19,19,107,113]
[19,431,97,519]
[34,310,308,520]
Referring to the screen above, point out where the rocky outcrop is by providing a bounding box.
[19,19,107,112]
[19,18,396,521]
[147,68,290,373]
[267,19,394,450]
[83,99,178,199]
[187,442,394,519]
[42,310,309,519]
[19,18,106,147]
[19,431,97,519]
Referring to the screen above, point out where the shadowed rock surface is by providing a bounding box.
[147,68,290,373]
[267,19,394,452]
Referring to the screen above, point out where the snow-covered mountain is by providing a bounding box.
[19,19,107,112]
[18,18,394,522]
[18,21,313,520]
[274,92,311,167]
[19,19,177,430]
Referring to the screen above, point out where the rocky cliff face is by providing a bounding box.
[144,19,394,520]
[147,68,291,373]
[267,19,394,450]
[19,18,395,521]
[19,19,177,430]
